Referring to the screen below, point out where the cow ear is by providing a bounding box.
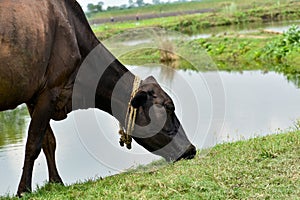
[142,76,158,85]
[131,91,147,108]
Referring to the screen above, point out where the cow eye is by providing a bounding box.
[148,90,154,95]
[148,90,157,98]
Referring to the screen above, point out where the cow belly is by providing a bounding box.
[0,46,44,111]
[0,68,39,111]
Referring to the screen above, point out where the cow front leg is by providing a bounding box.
[43,126,63,184]
[17,94,52,197]
[26,104,63,185]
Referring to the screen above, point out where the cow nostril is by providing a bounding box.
[175,145,197,162]
[183,145,196,160]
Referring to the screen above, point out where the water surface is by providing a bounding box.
[191,20,300,39]
[1,67,300,195]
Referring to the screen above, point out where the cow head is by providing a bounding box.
[130,76,196,162]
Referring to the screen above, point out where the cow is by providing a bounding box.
[0,0,196,196]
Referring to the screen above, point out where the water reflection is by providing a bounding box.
[0,107,28,150]
[286,73,300,88]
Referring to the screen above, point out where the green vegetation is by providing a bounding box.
[195,25,300,85]
[118,26,300,88]
[86,2,104,15]
[118,34,270,70]
[191,26,300,71]
[2,131,299,199]
[258,25,300,63]
[172,1,300,33]
[191,37,268,70]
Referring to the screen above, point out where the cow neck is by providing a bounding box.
[66,1,138,126]
[95,60,137,127]
[66,0,100,58]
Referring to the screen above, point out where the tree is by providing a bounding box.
[136,0,145,7]
[120,4,128,10]
[87,3,96,13]
[107,6,119,11]
[95,2,104,12]
[152,0,160,4]
[87,1,104,13]
[128,0,134,6]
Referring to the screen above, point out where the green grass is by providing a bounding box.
[2,131,299,199]
[190,35,273,71]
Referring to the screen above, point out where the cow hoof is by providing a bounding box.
[16,190,30,198]
[17,184,31,198]
[50,176,64,185]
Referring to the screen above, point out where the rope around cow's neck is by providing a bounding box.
[118,76,141,149]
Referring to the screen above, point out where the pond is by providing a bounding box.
[1,66,300,195]
[191,20,300,39]
[119,20,300,46]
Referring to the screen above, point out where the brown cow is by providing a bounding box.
[0,0,196,196]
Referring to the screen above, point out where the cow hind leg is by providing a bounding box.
[17,93,52,197]
[43,126,63,184]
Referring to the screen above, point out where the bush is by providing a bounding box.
[259,25,300,62]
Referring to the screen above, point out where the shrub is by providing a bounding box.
[259,25,300,62]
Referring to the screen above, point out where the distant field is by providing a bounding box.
[88,0,292,22]
[91,0,300,40]
[89,1,213,19]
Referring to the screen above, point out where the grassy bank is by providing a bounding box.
[2,131,299,199]
[118,34,272,71]
[186,31,300,71]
